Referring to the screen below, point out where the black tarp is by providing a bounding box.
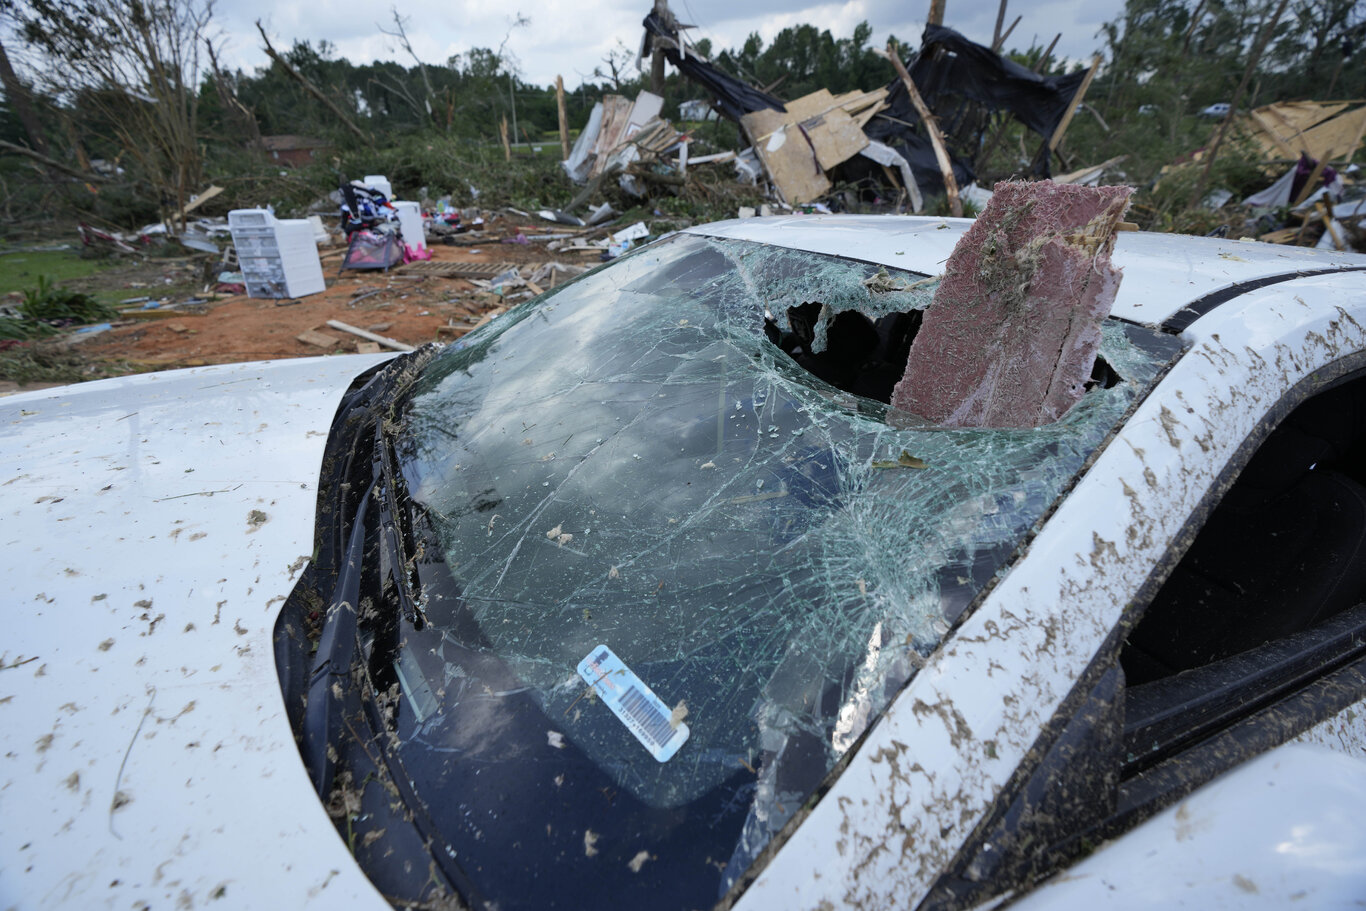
[909,25,1087,140]
[642,12,784,122]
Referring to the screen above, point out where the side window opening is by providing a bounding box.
[1123,373,1366,685]
[1120,370,1366,775]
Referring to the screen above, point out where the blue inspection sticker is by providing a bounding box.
[577,644,690,762]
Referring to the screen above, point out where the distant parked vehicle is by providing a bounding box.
[1199,102,1231,119]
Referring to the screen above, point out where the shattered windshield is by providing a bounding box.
[381,234,1172,909]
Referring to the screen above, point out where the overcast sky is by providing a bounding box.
[216,0,1126,90]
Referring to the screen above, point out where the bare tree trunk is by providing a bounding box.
[0,40,49,158]
[556,75,570,160]
[380,8,435,123]
[0,139,108,181]
[1033,34,1061,72]
[992,0,1008,49]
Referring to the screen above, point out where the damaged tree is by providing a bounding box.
[16,0,216,223]
[892,180,1133,428]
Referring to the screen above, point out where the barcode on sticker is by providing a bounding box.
[578,644,689,762]
[620,685,675,748]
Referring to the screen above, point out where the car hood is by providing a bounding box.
[0,355,395,909]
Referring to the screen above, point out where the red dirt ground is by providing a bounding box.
[76,216,600,370]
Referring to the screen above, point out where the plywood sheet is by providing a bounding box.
[742,111,831,204]
[783,89,837,120]
[1299,106,1366,161]
[800,108,869,170]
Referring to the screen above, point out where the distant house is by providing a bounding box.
[260,135,331,167]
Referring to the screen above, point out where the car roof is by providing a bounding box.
[684,215,1366,327]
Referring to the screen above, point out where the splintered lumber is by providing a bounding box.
[325,319,415,352]
[891,180,1133,428]
[741,105,831,205]
[1048,55,1101,153]
[876,43,961,217]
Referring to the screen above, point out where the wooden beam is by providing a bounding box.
[174,185,223,222]
[1292,158,1329,207]
[1033,34,1060,73]
[326,319,415,352]
[992,0,1009,50]
[927,0,946,26]
[556,75,570,160]
[876,43,961,217]
[994,15,1021,52]
[500,117,511,162]
[1048,55,1101,153]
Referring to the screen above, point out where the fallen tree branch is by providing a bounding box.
[256,21,369,143]
[0,139,109,182]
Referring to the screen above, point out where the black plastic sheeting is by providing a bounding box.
[642,12,784,122]
[910,25,1087,140]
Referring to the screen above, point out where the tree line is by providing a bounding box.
[0,0,1361,224]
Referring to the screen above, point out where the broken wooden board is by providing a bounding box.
[740,87,876,205]
[296,328,340,349]
[742,107,832,205]
[1297,106,1366,162]
[395,260,514,279]
[589,95,636,178]
[891,180,1133,428]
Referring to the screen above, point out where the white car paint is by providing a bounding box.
[5,216,1366,910]
[1,355,394,910]
[1008,745,1366,908]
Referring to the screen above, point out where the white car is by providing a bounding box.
[1199,102,1232,119]
[5,216,1366,910]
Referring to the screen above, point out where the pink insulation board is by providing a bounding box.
[890,180,1133,428]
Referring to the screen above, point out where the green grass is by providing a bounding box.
[0,249,111,297]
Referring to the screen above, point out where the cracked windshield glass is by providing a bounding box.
[385,233,1171,908]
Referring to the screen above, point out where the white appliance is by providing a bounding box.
[391,201,426,251]
[228,208,327,299]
